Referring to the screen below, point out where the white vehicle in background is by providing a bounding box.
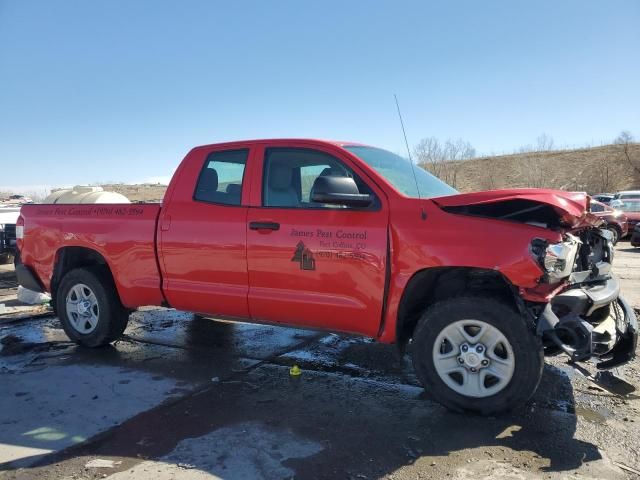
[0,194,34,263]
[0,207,20,264]
[5,194,32,204]
[611,190,640,208]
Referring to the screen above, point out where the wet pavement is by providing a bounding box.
[1,245,639,479]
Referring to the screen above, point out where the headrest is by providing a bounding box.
[198,167,218,192]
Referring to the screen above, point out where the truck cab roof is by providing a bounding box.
[190,138,368,151]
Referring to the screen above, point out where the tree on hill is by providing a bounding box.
[614,130,640,176]
[614,131,634,145]
[414,137,476,188]
[517,133,555,153]
[517,135,555,188]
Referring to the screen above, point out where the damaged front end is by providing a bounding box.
[433,188,637,369]
[531,228,637,369]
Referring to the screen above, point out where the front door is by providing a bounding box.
[246,146,388,337]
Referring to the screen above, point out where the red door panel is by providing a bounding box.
[161,204,249,316]
[247,209,387,336]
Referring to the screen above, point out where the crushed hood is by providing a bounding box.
[432,189,600,229]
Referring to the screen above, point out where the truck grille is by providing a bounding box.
[573,228,613,279]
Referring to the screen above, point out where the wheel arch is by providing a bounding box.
[396,266,524,347]
[51,246,118,314]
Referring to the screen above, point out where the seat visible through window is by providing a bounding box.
[262,147,376,209]
[193,149,248,206]
[266,163,299,207]
[195,167,219,202]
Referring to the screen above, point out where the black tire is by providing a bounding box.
[605,225,621,245]
[56,267,129,347]
[411,296,543,415]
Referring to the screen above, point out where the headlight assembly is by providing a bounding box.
[532,234,581,282]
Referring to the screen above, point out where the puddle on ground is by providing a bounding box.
[126,309,319,360]
[101,421,324,480]
[0,317,66,353]
[574,405,611,424]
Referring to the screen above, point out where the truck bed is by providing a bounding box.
[19,203,164,308]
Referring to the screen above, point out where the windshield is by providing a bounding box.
[621,201,640,212]
[345,146,458,198]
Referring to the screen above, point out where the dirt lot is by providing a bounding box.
[1,244,639,479]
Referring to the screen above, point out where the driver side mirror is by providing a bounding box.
[310,176,372,208]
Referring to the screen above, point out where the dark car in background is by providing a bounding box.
[618,199,640,237]
[593,194,615,205]
[631,224,640,247]
[590,200,628,244]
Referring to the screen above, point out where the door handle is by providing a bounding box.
[249,221,280,231]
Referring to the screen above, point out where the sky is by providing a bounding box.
[1,0,639,192]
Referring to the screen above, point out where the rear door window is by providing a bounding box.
[194,149,248,206]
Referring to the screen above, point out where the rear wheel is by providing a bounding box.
[57,267,129,347]
[411,296,543,415]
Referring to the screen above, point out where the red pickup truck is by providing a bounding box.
[15,139,637,414]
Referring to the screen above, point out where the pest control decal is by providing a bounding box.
[34,206,146,217]
[292,241,316,271]
[290,228,370,268]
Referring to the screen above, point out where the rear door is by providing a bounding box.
[246,144,389,337]
[159,147,252,318]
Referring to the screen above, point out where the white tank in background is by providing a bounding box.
[44,186,130,204]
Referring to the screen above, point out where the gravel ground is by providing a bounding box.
[0,243,639,479]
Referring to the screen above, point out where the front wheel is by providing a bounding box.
[57,267,129,347]
[411,296,543,415]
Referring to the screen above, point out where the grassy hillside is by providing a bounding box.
[450,143,640,193]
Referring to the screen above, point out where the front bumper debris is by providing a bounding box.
[536,276,637,369]
[597,296,637,369]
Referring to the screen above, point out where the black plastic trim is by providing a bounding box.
[14,252,44,293]
[249,221,280,231]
